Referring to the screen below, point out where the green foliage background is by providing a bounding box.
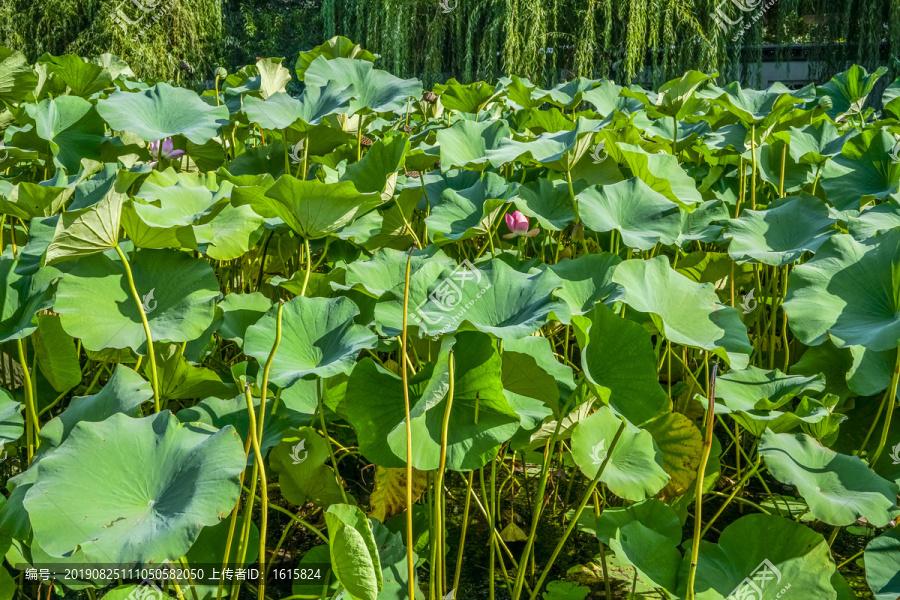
[1,0,899,88]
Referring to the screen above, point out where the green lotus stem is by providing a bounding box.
[528,417,628,600]
[565,168,580,225]
[735,157,745,218]
[357,114,365,161]
[451,470,475,595]
[400,244,418,599]
[779,143,787,197]
[179,557,200,600]
[592,489,613,600]
[318,377,348,504]
[256,300,283,441]
[114,244,160,412]
[700,458,761,538]
[301,237,312,297]
[217,484,244,600]
[672,116,678,156]
[283,129,290,175]
[750,124,757,210]
[170,577,186,600]
[232,440,260,600]
[686,362,718,600]
[432,350,455,597]
[867,348,900,465]
[264,516,295,583]
[255,230,274,292]
[243,384,269,600]
[16,338,38,463]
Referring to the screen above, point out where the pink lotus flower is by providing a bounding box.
[148,138,185,167]
[503,210,539,239]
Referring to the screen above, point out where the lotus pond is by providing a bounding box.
[0,37,899,600]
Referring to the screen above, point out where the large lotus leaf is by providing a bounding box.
[269,428,346,508]
[487,117,602,171]
[0,388,23,446]
[24,411,245,565]
[132,180,218,228]
[702,81,802,124]
[33,313,81,393]
[570,406,669,500]
[865,528,900,600]
[254,57,292,99]
[756,143,814,194]
[617,143,703,209]
[433,78,502,113]
[295,36,377,80]
[411,258,565,340]
[582,80,645,116]
[54,248,220,352]
[195,202,265,261]
[40,365,151,449]
[425,171,516,242]
[340,134,408,196]
[644,411,703,497]
[0,48,38,104]
[610,521,681,592]
[0,180,71,220]
[37,53,112,98]
[186,515,259,567]
[502,335,574,424]
[848,198,900,240]
[240,175,380,239]
[0,251,55,343]
[513,178,576,231]
[578,178,681,251]
[97,83,229,143]
[371,519,425,599]
[304,56,422,115]
[642,71,711,120]
[818,65,887,119]
[715,366,825,413]
[783,231,900,351]
[544,253,621,318]
[675,200,729,246]
[500,75,551,110]
[244,295,377,388]
[785,122,856,165]
[177,394,286,461]
[820,129,900,210]
[326,504,383,600]
[45,193,122,265]
[242,82,354,130]
[217,292,271,344]
[759,430,899,527]
[577,302,668,427]
[24,96,105,172]
[676,514,839,600]
[436,119,510,172]
[723,194,836,265]
[613,256,752,368]
[592,498,682,546]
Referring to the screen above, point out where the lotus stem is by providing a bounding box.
[528,417,628,600]
[16,338,38,463]
[242,384,269,600]
[318,377,348,504]
[256,300,283,441]
[687,361,718,600]
[433,350,455,598]
[301,237,312,297]
[779,143,787,197]
[401,243,418,599]
[868,348,900,465]
[452,470,475,596]
[750,124,757,210]
[114,244,160,413]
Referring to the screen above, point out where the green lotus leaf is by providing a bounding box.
[340,134,408,197]
[610,521,681,592]
[676,514,840,599]
[756,143,813,194]
[0,388,23,446]
[715,365,825,413]
[217,292,271,344]
[501,335,567,428]
[254,57,292,99]
[371,519,424,599]
[24,95,105,172]
[785,121,856,165]
[33,313,81,393]
[513,177,576,231]
[865,528,900,600]
[239,175,380,239]
[818,64,887,120]
[295,36,377,81]
[97,83,230,143]
[613,256,752,368]
[433,78,502,113]
[783,231,900,351]
[676,199,730,246]
[147,341,230,401]
[723,194,836,265]
[411,258,565,340]
[45,192,122,264]
[582,80,645,116]
[268,427,346,508]
[425,171,517,242]
[36,53,112,98]
[243,82,354,130]
[847,346,897,396]
[54,248,220,352]
[617,143,703,209]
[243,295,377,387]
[0,180,71,220]
[487,117,602,171]
[578,178,682,250]
[541,77,597,109]
[436,119,511,172]
[570,405,669,500]
[593,498,682,546]
[848,198,900,240]
[499,75,549,110]
[0,48,38,104]
[544,253,622,318]
[759,430,899,527]
[304,56,422,115]
[820,129,900,210]
[641,71,711,120]
[24,411,245,565]
[326,503,383,600]
[0,251,55,343]
[195,201,265,261]
[186,515,259,568]
[702,81,803,124]
[576,302,668,426]
[643,411,703,497]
